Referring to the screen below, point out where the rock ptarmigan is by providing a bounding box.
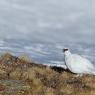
[63,48,95,75]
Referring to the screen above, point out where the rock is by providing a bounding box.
[0,80,30,95]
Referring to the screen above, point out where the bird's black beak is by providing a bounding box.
[63,49,68,52]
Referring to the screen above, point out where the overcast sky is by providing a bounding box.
[0,0,95,43]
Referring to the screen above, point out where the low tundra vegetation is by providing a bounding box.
[0,53,94,95]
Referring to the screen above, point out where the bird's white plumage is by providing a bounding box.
[64,50,95,75]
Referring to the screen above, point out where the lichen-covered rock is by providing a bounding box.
[0,80,30,95]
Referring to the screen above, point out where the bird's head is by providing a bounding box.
[63,48,69,52]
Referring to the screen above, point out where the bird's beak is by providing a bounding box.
[63,49,68,52]
[63,49,65,52]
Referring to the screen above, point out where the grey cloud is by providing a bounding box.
[0,0,95,43]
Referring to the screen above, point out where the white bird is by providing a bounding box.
[63,48,95,75]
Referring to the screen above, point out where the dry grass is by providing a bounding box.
[19,54,32,63]
[0,53,95,95]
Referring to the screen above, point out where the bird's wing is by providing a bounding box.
[72,54,94,68]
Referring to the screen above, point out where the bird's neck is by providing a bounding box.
[64,51,71,58]
[64,51,71,67]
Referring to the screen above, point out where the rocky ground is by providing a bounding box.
[0,53,94,95]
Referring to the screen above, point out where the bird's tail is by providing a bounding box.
[92,71,95,75]
[90,70,95,75]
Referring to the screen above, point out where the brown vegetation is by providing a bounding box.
[0,53,94,95]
